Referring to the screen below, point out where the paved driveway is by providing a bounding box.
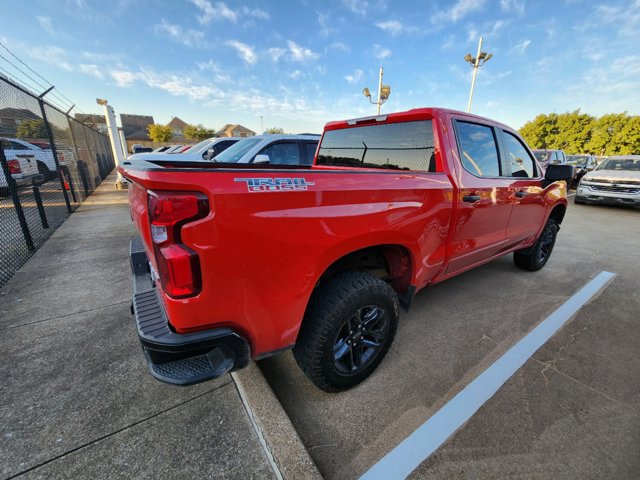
[261,201,640,479]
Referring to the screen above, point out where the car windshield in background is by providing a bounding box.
[597,158,640,171]
[186,138,212,153]
[534,151,551,162]
[567,155,589,165]
[213,137,262,163]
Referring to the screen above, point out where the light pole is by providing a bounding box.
[363,66,391,114]
[260,115,263,133]
[464,36,493,113]
[96,98,127,189]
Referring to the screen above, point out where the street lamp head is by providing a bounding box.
[96,98,108,105]
[363,87,371,98]
[380,85,391,101]
[464,53,473,63]
[484,53,493,62]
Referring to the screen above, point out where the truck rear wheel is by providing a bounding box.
[513,219,558,271]
[293,271,399,392]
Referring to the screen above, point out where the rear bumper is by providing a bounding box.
[129,237,250,385]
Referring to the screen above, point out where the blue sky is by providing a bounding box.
[1,0,639,134]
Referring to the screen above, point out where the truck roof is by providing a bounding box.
[324,107,515,133]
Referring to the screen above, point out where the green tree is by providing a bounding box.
[183,124,216,142]
[617,116,640,155]
[553,110,595,154]
[520,113,559,149]
[16,119,48,139]
[147,124,173,143]
[584,113,638,155]
[265,127,285,134]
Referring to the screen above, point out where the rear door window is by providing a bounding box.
[316,120,435,171]
[305,142,318,165]
[501,130,537,178]
[454,121,501,177]
[10,141,29,150]
[259,142,301,165]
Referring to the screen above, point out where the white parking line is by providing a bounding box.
[360,271,615,480]
[568,193,576,197]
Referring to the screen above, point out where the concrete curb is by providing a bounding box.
[232,362,322,480]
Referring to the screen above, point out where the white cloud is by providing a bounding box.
[345,69,363,84]
[288,70,303,80]
[191,0,236,24]
[267,47,286,62]
[375,20,402,35]
[318,11,332,37]
[594,1,640,37]
[190,0,270,25]
[329,42,350,52]
[154,20,207,48]
[197,59,231,83]
[36,16,54,35]
[268,41,319,63]
[110,70,137,87]
[467,26,478,42]
[432,0,486,23]
[488,19,508,38]
[511,39,531,54]
[287,40,319,62]
[226,40,257,64]
[375,20,419,36]
[79,64,103,79]
[342,0,368,16]
[26,46,73,71]
[241,6,268,19]
[373,44,391,59]
[500,0,525,17]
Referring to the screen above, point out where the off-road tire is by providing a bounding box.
[293,270,399,392]
[513,219,558,271]
[574,197,586,205]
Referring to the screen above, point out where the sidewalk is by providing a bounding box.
[0,173,276,479]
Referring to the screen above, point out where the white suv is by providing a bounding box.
[212,134,320,165]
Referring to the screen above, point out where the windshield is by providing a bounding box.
[183,138,213,153]
[566,155,589,166]
[533,151,551,162]
[596,158,640,171]
[213,137,262,163]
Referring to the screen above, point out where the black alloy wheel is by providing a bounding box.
[332,305,389,375]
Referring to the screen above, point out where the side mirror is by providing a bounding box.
[254,154,270,164]
[544,164,574,186]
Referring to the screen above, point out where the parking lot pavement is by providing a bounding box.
[0,173,276,480]
[260,202,640,479]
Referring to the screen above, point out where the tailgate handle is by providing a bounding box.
[515,191,528,198]
[463,195,481,203]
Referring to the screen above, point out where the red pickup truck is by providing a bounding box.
[122,108,572,392]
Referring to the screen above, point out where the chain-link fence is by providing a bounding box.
[0,75,114,287]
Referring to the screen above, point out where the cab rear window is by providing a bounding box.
[317,120,436,171]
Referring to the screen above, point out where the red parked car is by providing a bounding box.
[121,107,572,391]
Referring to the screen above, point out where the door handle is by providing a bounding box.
[463,195,481,203]
[515,191,528,198]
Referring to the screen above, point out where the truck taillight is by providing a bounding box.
[7,159,21,174]
[147,191,209,298]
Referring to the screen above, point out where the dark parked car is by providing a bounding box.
[566,154,597,187]
[532,149,567,170]
[132,146,153,154]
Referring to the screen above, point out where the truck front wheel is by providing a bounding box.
[513,219,558,271]
[293,271,399,392]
